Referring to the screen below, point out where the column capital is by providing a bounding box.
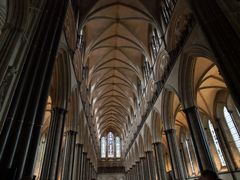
[183,105,198,113]
[52,107,68,114]
[76,143,83,147]
[136,160,140,164]
[145,150,153,154]
[164,128,175,134]
[65,130,77,136]
[153,142,163,146]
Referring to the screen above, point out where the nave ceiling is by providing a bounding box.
[77,0,161,153]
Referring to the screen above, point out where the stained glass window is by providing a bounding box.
[116,136,121,158]
[208,120,226,166]
[101,137,106,158]
[223,106,240,152]
[108,132,114,158]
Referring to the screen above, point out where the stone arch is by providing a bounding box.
[214,90,240,168]
[137,134,145,157]
[65,88,79,131]
[179,45,216,108]
[153,49,170,82]
[143,124,153,152]
[151,108,164,143]
[83,124,90,152]
[76,109,85,144]
[50,48,71,109]
[134,142,140,162]
[73,49,83,82]
[161,88,176,130]
[64,2,77,51]
[165,1,193,51]
[214,89,228,123]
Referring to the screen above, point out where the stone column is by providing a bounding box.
[140,157,146,180]
[135,164,139,180]
[165,129,185,180]
[88,162,92,180]
[81,152,87,180]
[188,0,240,111]
[133,167,136,180]
[216,118,237,169]
[129,168,132,180]
[146,151,156,180]
[40,108,67,180]
[62,130,77,180]
[73,143,83,180]
[153,142,167,180]
[215,127,237,180]
[184,106,216,172]
[126,171,129,180]
[136,161,141,180]
[132,165,136,180]
[85,158,90,180]
[0,0,69,179]
[128,170,131,180]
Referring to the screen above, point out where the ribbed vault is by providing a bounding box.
[82,0,155,151]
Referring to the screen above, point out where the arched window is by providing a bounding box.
[108,132,114,158]
[116,136,121,158]
[223,106,240,152]
[208,120,226,166]
[185,140,195,175]
[101,137,106,158]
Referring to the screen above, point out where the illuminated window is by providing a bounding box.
[208,120,226,166]
[101,137,106,158]
[185,140,195,174]
[116,136,121,158]
[108,132,114,158]
[223,106,240,152]
[236,107,240,117]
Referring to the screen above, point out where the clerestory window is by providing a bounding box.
[223,106,240,152]
[208,120,226,166]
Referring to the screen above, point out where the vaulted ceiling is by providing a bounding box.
[81,0,156,144]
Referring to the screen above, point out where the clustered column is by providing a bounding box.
[126,113,222,180]
[165,129,185,180]
[146,151,156,180]
[153,142,167,180]
[72,143,83,180]
[0,0,69,179]
[62,130,77,180]
[40,108,67,180]
[184,106,216,172]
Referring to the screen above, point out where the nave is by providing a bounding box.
[0,0,240,180]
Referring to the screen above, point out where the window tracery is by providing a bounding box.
[100,132,121,159]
